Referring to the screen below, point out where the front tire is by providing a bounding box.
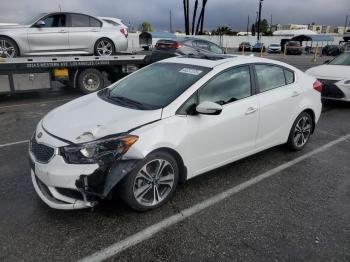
[0,37,19,58]
[287,112,313,151]
[119,151,179,211]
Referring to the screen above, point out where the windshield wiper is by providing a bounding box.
[111,96,155,110]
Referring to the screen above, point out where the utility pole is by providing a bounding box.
[345,15,349,34]
[247,15,250,35]
[270,14,272,31]
[257,0,264,42]
[169,10,173,33]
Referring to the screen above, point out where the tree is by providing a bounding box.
[139,21,153,32]
[251,24,256,36]
[211,26,237,36]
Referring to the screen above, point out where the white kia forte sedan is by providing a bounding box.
[29,55,322,211]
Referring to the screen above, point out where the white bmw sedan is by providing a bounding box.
[0,12,128,58]
[29,55,322,211]
[306,52,350,102]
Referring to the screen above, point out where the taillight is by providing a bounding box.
[170,42,183,49]
[120,28,128,38]
[313,80,323,93]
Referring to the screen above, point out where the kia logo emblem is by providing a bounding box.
[37,132,43,139]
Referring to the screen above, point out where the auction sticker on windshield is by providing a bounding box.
[179,68,203,75]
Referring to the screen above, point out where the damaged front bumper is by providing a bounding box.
[29,129,141,210]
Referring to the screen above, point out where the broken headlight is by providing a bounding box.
[60,135,138,164]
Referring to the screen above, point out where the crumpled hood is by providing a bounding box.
[42,92,162,144]
[306,65,350,81]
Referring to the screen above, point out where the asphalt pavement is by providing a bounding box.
[0,54,349,262]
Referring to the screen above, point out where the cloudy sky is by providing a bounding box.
[0,0,348,31]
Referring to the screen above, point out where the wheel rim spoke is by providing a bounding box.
[135,184,152,201]
[158,174,174,187]
[152,185,161,205]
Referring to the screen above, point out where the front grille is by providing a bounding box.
[30,138,55,163]
[319,79,345,99]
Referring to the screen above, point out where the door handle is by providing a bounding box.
[245,107,257,115]
[91,28,98,32]
[291,91,300,97]
[59,29,67,33]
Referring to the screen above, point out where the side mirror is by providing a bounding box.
[324,60,330,64]
[196,101,223,115]
[35,20,46,27]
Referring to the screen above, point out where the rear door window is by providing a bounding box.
[284,70,295,84]
[255,64,286,92]
[90,17,102,27]
[71,14,90,27]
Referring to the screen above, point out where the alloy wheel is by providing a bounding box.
[133,159,175,207]
[0,39,16,58]
[96,40,113,56]
[293,116,312,147]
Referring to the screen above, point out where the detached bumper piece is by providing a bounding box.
[319,79,345,99]
[75,160,140,198]
[31,170,96,210]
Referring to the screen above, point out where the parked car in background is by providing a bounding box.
[339,42,350,53]
[306,52,350,102]
[285,41,303,55]
[151,38,224,62]
[252,42,265,52]
[280,38,290,52]
[29,55,322,211]
[0,12,128,58]
[238,42,251,51]
[322,45,341,56]
[344,30,350,41]
[267,44,281,53]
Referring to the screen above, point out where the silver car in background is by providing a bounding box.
[0,12,128,58]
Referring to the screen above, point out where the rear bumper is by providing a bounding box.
[319,79,350,101]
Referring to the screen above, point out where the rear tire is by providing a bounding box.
[287,112,313,151]
[94,38,114,56]
[77,68,104,94]
[0,37,19,58]
[119,151,179,212]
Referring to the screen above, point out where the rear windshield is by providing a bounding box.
[100,63,211,110]
[329,53,350,66]
[103,19,121,26]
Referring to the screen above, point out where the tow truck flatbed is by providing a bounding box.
[0,54,151,94]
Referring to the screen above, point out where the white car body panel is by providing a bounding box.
[31,56,322,209]
[42,92,162,143]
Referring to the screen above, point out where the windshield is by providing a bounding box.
[329,53,350,66]
[101,63,211,110]
[270,44,279,47]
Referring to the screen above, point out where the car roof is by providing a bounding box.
[159,55,294,69]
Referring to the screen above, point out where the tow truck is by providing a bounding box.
[0,53,151,95]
